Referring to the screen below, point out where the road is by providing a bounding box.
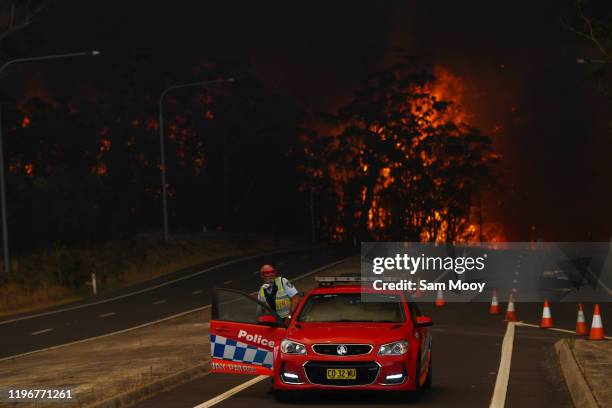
[0,246,348,359]
[133,301,612,408]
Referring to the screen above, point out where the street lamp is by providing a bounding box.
[0,50,100,274]
[158,77,234,243]
[576,58,612,64]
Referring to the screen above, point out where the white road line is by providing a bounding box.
[99,312,116,318]
[515,321,612,339]
[0,257,352,363]
[223,280,233,285]
[490,322,516,408]
[0,249,288,326]
[153,300,166,305]
[31,328,54,336]
[192,290,203,295]
[192,375,268,408]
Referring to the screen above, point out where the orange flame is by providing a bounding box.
[94,163,107,176]
[305,65,503,243]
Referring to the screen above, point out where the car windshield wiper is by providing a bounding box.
[301,318,401,323]
[312,319,367,322]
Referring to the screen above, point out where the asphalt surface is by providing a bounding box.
[0,246,349,358]
[133,301,612,408]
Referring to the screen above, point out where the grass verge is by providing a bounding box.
[0,232,289,316]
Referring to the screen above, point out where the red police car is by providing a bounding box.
[210,276,433,400]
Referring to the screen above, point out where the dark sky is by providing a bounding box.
[13,0,612,241]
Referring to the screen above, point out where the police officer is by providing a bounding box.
[257,264,299,319]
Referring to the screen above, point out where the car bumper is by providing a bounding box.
[273,354,417,391]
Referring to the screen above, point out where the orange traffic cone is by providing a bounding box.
[589,304,605,340]
[435,290,446,307]
[489,290,500,314]
[504,294,517,322]
[540,299,553,328]
[575,304,588,335]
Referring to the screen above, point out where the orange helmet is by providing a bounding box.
[260,264,277,280]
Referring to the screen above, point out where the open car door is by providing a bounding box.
[210,288,287,376]
[409,300,433,387]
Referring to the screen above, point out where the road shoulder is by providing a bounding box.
[556,338,611,408]
[499,323,574,407]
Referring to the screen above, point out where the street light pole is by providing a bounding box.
[158,97,168,244]
[158,77,234,243]
[0,51,100,75]
[576,58,612,64]
[0,107,8,275]
[0,50,100,274]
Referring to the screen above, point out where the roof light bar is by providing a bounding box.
[315,276,402,286]
[315,276,369,282]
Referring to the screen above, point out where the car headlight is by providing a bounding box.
[378,340,409,356]
[280,339,307,355]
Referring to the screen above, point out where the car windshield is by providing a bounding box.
[297,293,405,323]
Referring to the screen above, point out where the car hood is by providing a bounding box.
[286,322,408,345]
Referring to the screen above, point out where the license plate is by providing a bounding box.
[326,368,356,380]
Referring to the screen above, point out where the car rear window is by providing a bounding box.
[297,293,405,323]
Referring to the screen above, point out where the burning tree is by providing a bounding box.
[3,58,304,251]
[302,61,500,243]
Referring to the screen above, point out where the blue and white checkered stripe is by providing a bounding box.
[211,334,273,369]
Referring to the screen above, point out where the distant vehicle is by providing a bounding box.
[209,277,433,401]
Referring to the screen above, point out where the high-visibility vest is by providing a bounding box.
[259,276,292,318]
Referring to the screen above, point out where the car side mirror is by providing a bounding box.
[257,315,280,327]
[415,316,433,327]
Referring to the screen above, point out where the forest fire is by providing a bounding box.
[302,63,502,243]
[5,57,506,245]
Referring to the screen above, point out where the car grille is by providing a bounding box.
[303,361,380,386]
[312,344,373,356]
